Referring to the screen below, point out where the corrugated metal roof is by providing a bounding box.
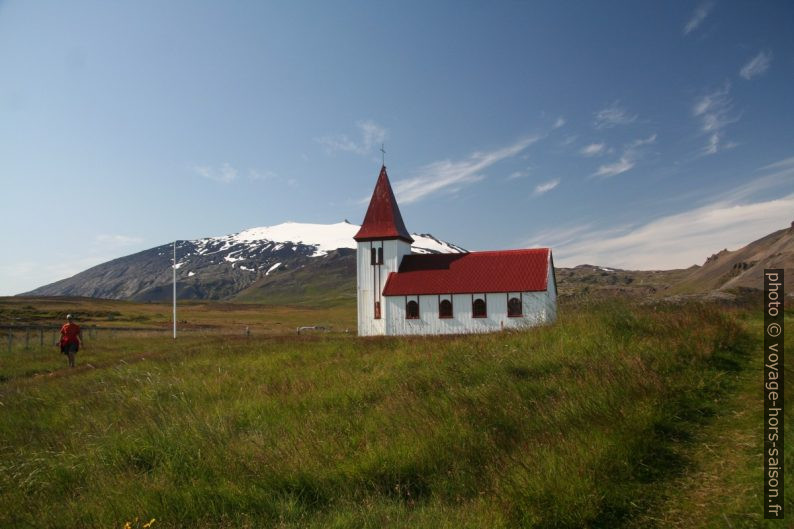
[353,166,414,244]
[382,248,551,295]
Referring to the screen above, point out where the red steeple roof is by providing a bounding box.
[354,165,414,243]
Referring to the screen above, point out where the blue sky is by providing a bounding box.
[1,1,793,295]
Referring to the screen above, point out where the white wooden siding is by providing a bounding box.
[383,290,554,336]
[545,255,557,324]
[356,239,411,336]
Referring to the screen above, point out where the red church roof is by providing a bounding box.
[382,248,553,296]
[354,166,414,244]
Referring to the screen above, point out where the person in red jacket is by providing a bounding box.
[59,314,83,368]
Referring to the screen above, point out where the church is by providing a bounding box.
[354,165,557,336]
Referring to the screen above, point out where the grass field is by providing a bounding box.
[0,298,790,528]
[0,296,356,332]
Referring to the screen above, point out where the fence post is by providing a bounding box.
[25,328,30,350]
[51,329,56,347]
[7,332,12,354]
[39,329,44,349]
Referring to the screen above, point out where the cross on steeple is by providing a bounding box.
[380,143,386,166]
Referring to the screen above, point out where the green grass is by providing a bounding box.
[0,301,787,528]
[643,309,793,529]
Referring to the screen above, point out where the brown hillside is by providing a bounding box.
[672,222,794,295]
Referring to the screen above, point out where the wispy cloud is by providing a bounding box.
[740,51,772,80]
[317,120,387,155]
[580,143,606,157]
[393,135,542,204]
[553,117,566,129]
[1,257,114,295]
[531,193,794,270]
[629,134,657,148]
[248,169,278,181]
[593,156,635,178]
[591,134,656,178]
[508,170,529,180]
[714,156,794,203]
[194,163,238,183]
[533,179,560,196]
[95,234,144,247]
[683,2,714,35]
[593,101,637,129]
[559,135,577,147]
[693,83,739,155]
[531,157,794,269]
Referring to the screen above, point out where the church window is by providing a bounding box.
[473,298,487,318]
[508,297,522,317]
[439,299,453,318]
[370,247,383,265]
[406,300,419,319]
[374,301,381,319]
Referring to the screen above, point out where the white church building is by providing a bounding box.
[354,165,557,336]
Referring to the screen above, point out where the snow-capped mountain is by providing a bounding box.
[23,222,466,302]
[184,221,465,271]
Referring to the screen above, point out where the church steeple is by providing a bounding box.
[354,165,414,244]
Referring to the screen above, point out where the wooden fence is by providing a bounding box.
[0,325,170,353]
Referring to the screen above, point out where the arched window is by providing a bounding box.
[439,299,453,319]
[472,298,487,318]
[508,297,522,317]
[406,300,419,319]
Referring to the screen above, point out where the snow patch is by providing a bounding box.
[223,221,465,256]
[188,271,195,277]
[266,262,281,275]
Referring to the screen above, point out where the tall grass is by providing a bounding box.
[0,302,755,528]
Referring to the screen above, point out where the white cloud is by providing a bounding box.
[533,179,560,196]
[740,51,772,80]
[531,158,794,269]
[593,101,637,129]
[683,2,714,35]
[593,156,635,178]
[693,84,739,155]
[553,117,566,129]
[0,258,100,295]
[540,194,794,269]
[248,169,277,181]
[194,162,238,183]
[393,135,542,204]
[317,120,387,155]
[580,143,606,157]
[95,234,144,247]
[508,170,529,180]
[591,134,656,178]
[629,134,657,147]
[715,156,794,203]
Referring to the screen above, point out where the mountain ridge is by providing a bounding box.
[20,221,793,303]
[21,222,466,303]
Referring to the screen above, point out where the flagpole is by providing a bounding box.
[173,240,177,339]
